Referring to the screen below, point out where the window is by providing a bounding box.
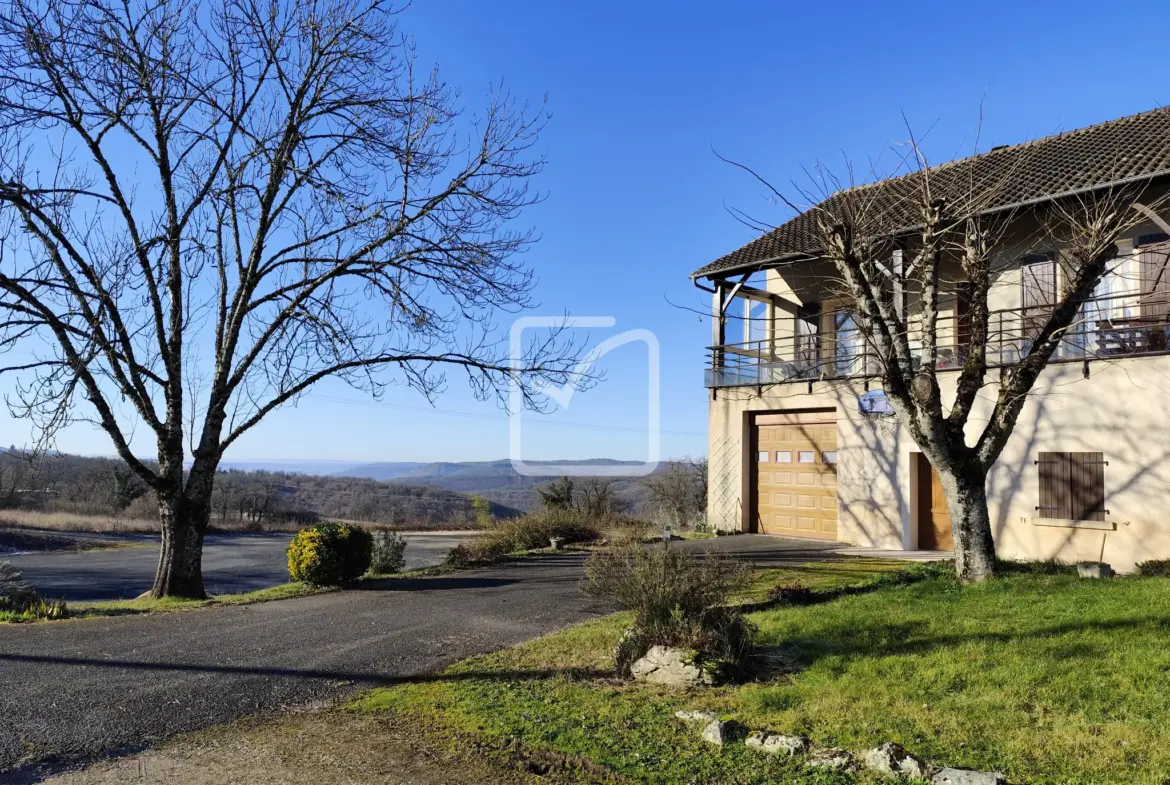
[822,451,838,464]
[757,451,769,462]
[1037,452,1107,521]
[775,450,792,463]
[834,311,864,376]
[798,451,815,464]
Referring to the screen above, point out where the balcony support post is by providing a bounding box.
[712,281,726,374]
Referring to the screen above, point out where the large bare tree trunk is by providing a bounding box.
[150,456,218,599]
[152,491,209,599]
[937,464,996,582]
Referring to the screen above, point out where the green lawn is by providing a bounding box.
[355,564,1170,785]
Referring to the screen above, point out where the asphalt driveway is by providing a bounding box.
[0,535,840,783]
[5,532,476,601]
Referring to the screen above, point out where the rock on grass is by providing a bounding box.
[863,742,930,780]
[807,748,855,771]
[745,731,809,756]
[932,768,1007,785]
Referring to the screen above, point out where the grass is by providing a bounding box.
[738,558,916,603]
[0,509,158,533]
[66,582,329,619]
[354,563,1170,785]
[4,564,447,624]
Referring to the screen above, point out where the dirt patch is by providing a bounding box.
[35,710,586,785]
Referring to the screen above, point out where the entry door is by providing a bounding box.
[917,457,954,552]
[754,414,838,539]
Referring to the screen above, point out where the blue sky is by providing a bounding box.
[3,0,1169,464]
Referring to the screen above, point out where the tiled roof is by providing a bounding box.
[694,106,1170,278]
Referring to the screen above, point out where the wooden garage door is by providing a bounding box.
[754,414,838,539]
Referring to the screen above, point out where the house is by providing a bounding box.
[693,107,1170,572]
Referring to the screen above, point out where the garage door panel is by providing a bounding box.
[755,416,838,540]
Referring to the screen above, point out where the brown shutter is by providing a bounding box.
[1140,241,1170,318]
[1021,255,1056,343]
[1069,452,1107,521]
[1037,452,1068,519]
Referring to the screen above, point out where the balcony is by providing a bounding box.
[704,291,1170,389]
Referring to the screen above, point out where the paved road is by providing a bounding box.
[0,535,839,783]
[5,532,476,601]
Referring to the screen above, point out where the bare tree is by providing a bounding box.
[0,0,584,597]
[726,135,1162,582]
[640,458,707,529]
[575,477,626,520]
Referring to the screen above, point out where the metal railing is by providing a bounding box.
[704,290,1170,388]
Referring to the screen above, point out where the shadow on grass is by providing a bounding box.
[741,561,954,612]
[0,651,610,686]
[751,608,1169,682]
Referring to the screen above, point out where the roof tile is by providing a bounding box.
[694,106,1170,278]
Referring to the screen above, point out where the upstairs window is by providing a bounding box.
[1036,452,1107,521]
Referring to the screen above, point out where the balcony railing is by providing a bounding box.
[705,290,1170,388]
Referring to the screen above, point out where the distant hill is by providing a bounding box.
[336,459,654,512]
[220,459,375,476]
[331,461,431,481]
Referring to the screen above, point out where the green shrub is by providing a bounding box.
[286,522,373,586]
[447,508,601,565]
[583,545,754,679]
[370,530,407,574]
[1136,559,1170,577]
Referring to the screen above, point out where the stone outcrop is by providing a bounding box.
[745,731,809,756]
[629,646,714,687]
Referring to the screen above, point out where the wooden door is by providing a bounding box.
[755,415,838,540]
[917,457,954,552]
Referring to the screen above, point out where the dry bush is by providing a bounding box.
[0,561,67,620]
[446,508,601,566]
[602,517,654,547]
[583,545,754,679]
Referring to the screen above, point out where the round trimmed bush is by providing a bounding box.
[287,522,373,586]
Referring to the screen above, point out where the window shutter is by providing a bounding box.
[1021,255,1057,344]
[1070,452,1107,521]
[1140,241,1170,318]
[1037,452,1107,521]
[1036,452,1068,519]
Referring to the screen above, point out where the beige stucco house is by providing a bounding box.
[693,107,1170,572]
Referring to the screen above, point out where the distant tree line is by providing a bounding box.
[0,450,513,529]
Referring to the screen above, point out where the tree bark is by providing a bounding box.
[151,489,209,599]
[937,463,997,583]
